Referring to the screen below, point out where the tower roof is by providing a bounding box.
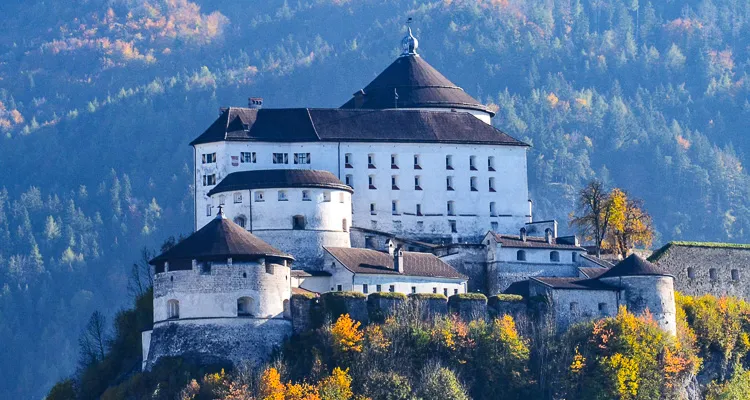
[150,214,293,264]
[598,254,671,279]
[341,55,494,115]
[207,169,352,197]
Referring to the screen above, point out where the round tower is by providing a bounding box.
[142,209,295,370]
[599,254,677,336]
[205,169,352,269]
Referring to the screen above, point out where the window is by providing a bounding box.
[443,288,448,296]
[255,191,264,202]
[266,263,274,274]
[370,203,376,215]
[200,262,212,274]
[446,155,453,170]
[294,152,311,164]
[202,174,216,186]
[517,250,527,261]
[234,216,246,228]
[206,204,212,216]
[414,176,422,190]
[489,177,496,192]
[454,289,459,295]
[240,152,256,163]
[391,154,398,169]
[550,251,560,262]
[710,268,718,281]
[278,190,288,201]
[342,219,348,232]
[598,303,608,314]
[337,285,343,292]
[219,195,226,205]
[391,175,399,190]
[470,176,478,191]
[368,175,376,190]
[293,215,306,230]
[368,154,376,168]
[411,286,416,294]
[392,200,399,215]
[449,220,457,233]
[338,192,345,203]
[302,190,311,201]
[202,153,216,164]
[490,202,497,216]
[488,156,495,171]
[345,153,353,168]
[414,154,421,169]
[273,153,288,164]
[572,252,578,262]
[363,284,369,294]
[433,287,437,294]
[491,221,498,231]
[345,174,353,186]
[570,302,578,312]
[469,155,477,170]
[234,192,243,203]
[389,285,395,292]
[687,267,695,279]
[447,201,455,216]
[323,192,331,202]
[167,299,180,319]
[732,269,740,281]
[376,284,382,292]
[416,204,422,216]
[237,297,254,316]
[446,176,454,190]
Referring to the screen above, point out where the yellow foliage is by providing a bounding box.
[604,353,639,398]
[317,367,353,400]
[492,315,529,360]
[570,346,586,374]
[546,92,559,106]
[259,367,285,400]
[364,325,391,352]
[286,381,321,400]
[331,314,364,353]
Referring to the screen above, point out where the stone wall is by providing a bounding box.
[145,318,292,370]
[448,294,488,321]
[434,244,488,293]
[601,275,677,336]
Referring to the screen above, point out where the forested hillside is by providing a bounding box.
[2,0,750,398]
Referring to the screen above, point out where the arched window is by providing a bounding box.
[237,297,254,316]
[292,215,306,230]
[687,267,695,279]
[167,299,180,319]
[550,251,560,262]
[517,250,527,261]
[234,215,246,229]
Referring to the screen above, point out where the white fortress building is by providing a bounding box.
[141,28,678,370]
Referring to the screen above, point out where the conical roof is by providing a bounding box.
[150,215,293,264]
[341,55,494,116]
[598,254,670,279]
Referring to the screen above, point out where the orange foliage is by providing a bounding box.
[331,314,364,353]
[676,135,691,150]
[259,368,285,400]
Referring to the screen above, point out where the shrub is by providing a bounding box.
[449,293,488,303]
[705,366,750,400]
[416,363,470,400]
[368,292,407,300]
[322,291,366,299]
[292,292,318,300]
[331,314,364,354]
[363,371,413,400]
[489,294,524,304]
[408,293,447,300]
[47,379,76,400]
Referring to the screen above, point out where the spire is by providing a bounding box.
[401,21,418,56]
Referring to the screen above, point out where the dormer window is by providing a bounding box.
[345,153,353,168]
[470,177,478,191]
[488,156,495,171]
[469,156,477,171]
[368,154,376,169]
[446,155,454,170]
[414,155,421,169]
[414,176,422,190]
[391,154,398,169]
[391,175,399,190]
[202,153,216,164]
[489,177,496,192]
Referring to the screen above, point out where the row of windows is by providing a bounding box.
[201,152,310,166]
[166,297,275,319]
[353,284,460,296]
[687,267,741,281]
[345,153,498,171]
[207,190,346,213]
[515,250,577,263]
[369,200,502,217]
[348,174,497,192]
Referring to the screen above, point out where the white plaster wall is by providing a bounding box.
[141,330,152,371]
[153,260,291,321]
[493,245,580,264]
[194,141,530,241]
[295,276,332,293]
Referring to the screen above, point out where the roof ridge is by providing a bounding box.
[306,108,321,140]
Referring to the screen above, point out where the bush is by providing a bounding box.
[408,293,447,300]
[368,292,407,300]
[291,292,318,300]
[416,363,470,400]
[489,294,524,305]
[321,291,367,299]
[449,293,487,303]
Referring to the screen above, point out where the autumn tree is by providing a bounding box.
[570,180,614,257]
[607,189,654,258]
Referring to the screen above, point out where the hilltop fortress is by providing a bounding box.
[141,29,748,370]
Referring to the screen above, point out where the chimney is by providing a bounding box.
[520,227,527,242]
[394,246,405,273]
[248,97,263,109]
[353,90,365,108]
[545,228,553,244]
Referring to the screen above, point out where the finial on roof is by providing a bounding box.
[216,205,226,219]
[401,19,419,56]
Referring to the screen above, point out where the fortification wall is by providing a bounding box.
[436,245,488,293]
[145,318,292,370]
[255,230,350,270]
[488,261,579,294]
[601,275,677,336]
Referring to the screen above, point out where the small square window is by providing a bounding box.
[376,284,382,292]
[339,193,345,203]
[345,153,353,168]
[368,175,376,190]
[255,191,265,202]
[391,175,399,190]
[470,177,478,191]
[449,220,457,233]
[391,154,398,169]
[446,176,454,191]
[454,289,459,295]
[278,190,288,201]
[240,152,256,163]
[363,284,369,294]
[219,195,226,205]
[447,201,455,216]
[488,156,495,171]
[345,174,353,186]
[414,176,422,190]
[368,154,376,169]
[432,287,437,294]
[294,152,311,164]
[323,192,331,202]
[489,177,496,192]
[392,201,399,215]
[414,155,421,169]
[206,204,212,216]
[389,285,395,292]
[416,204,422,216]
[302,190,311,201]
[446,155,453,170]
[370,203,376,215]
[411,286,416,294]
[337,284,343,291]
[234,193,243,203]
[469,155,477,171]
[443,288,448,296]
[202,174,216,186]
[202,153,217,164]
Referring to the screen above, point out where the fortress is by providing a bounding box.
[141,29,686,370]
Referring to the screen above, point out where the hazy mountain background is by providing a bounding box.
[1,0,750,397]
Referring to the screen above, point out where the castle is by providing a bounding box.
[141,29,680,370]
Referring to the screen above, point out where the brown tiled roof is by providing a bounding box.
[340,55,494,115]
[190,108,526,147]
[598,254,672,279]
[150,216,293,264]
[324,247,467,280]
[290,269,332,278]
[207,169,351,196]
[531,277,618,291]
[292,287,318,295]
[490,233,586,250]
[578,267,609,279]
